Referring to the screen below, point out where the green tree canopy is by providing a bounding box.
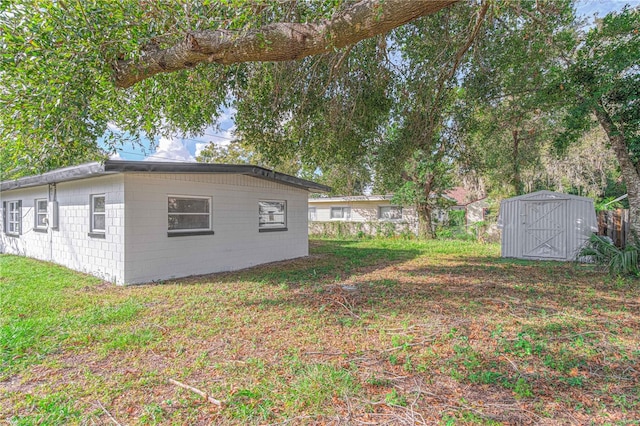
[0,0,454,178]
[552,6,640,236]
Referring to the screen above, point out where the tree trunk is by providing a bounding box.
[512,129,524,195]
[593,104,640,241]
[416,202,436,239]
[114,0,457,88]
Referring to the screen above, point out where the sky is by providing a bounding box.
[107,110,237,162]
[105,0,639,163]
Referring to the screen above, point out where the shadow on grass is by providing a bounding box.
[228,248,637,326]
[173,239,424,288]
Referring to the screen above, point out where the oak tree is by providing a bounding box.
[0,0,455,178]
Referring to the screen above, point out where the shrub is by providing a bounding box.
[579,234,640,277]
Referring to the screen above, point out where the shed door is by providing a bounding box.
[521,200,567,259]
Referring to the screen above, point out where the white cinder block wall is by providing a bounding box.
[123,173,309,284]
[2,171,310,285]
[0,187,52,261]
[0,175,126,283]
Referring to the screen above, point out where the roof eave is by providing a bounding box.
[0,162,110,192]
[1,160,331,193]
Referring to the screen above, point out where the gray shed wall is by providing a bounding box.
[500,191,597,261]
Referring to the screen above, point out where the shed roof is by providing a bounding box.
[501,190,594,203]
[0,160,331,193]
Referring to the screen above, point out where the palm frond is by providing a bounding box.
[579,233,640,277]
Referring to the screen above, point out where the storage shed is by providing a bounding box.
[499,190,597,261]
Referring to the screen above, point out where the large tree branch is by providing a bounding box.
[114,0,457,88]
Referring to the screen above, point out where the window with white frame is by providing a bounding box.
[35,199,48,229]
[330,206,350,220]
[90,194,106,233]
[308,207,317,221]
[379,206,403,220]
[259,200,286,230]
[168,196,212,233]
[5,200,21,235]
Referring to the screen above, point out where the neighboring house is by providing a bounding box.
[308,195,418,236]
[444,187,490,224]
[0,160,329,285]
[307,189,490,237]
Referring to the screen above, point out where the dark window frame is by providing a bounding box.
[258,200,287,232]
[90,194,106,235]
[34,198,48,230]
[330,206,350,220]
[378,205,403,221]
[4,200,22,236]
[167,195,213,236]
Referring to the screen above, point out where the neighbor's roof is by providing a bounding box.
[308,195,394,203]
[310,192,462,204]
[0,160,331,193]
[443,187,489,206]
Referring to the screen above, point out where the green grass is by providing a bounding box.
[1,238,639,424]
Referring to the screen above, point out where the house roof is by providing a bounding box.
[308,195,394,203]
[445,187,471,206]
[0,160,331,193]
[309,192,477,206]
[444,187,486,206]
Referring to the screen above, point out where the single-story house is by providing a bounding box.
[0,160,329,285]
[307,195,419,236]
[307,188,489,237]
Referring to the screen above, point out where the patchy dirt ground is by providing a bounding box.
[1,239,639,425]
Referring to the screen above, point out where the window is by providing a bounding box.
[379,206,403,220]
[259,200,287,231]
[330,206,350,220]
[90,194,106,234]
[4,200,21,235]
[308,207,317,221]
[35,199,48,230]
[168,196,213,236]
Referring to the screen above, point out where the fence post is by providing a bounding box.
[597,209,630,248]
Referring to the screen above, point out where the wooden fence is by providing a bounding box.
[597,209,629,247]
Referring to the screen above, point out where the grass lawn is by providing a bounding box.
[1,238,639,425]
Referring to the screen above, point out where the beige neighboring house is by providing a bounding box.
[308,195,418,237]
[307,188,490,237]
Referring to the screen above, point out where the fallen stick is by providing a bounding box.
[169,378,222,406]
[96,400,122,426]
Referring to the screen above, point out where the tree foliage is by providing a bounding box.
[457,0,577,196]
[552,6,640,237]
[2,0,637,238]
[0,0,453,179]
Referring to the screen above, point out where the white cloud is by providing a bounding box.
[194,142,209,158]
[109,151,123,160]
[145,136,195,162]
[106,122,124,133]
[218,108,236,124]
[213,125,236,147]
